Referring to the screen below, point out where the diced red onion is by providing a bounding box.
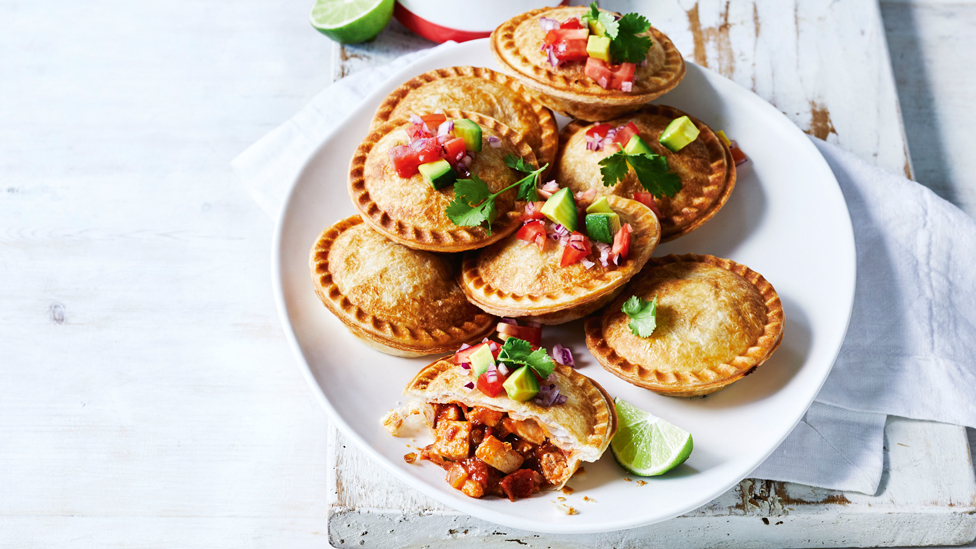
[437,134,450,145]
[581,258,595,269]
[555,395,568,405]
[539,17,560,32]
[488,136,501,148]
[597,76,609,89]
[542,180,560,192]
[569,240,586,252]
[525,321,541,329]
[409,113,423,125]
[534,383,563,407]
[546,373,557,383]
[595,241,612,267]
[500,318,518,325]
[552,343,575,367]
[458,343,471,352]
[460,362,471,371]
[438,120,454,136]
[488,341,499,352]
[461,154,473,167]
[546,46,560,68]
[464,381,476,391]
[621,81,633,92]
[498,364,510,377]
[524,202,537,216]
[575,189,596,206]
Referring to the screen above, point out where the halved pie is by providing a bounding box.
[349,110,537,253]
[490,6,685,121]
[553,105,735,242]
[384,357,616,499]
[370,66,559,174]
[459,196,661,324]
[310,216,496,357]
[585,254,784,397]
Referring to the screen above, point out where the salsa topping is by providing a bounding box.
[445,154,548,234]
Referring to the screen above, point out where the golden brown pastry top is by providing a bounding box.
[349,110,537,252]
[460,196,660,316]
[491,6,684,99]
[553,105,735,241]
[404,358,617,464]
[585,254,784,396]
[310,216,496,352]
[370,66,559,171]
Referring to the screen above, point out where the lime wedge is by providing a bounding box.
[309,0,394,44]
[610,398,693,476]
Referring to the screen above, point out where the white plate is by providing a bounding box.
[273,39,855,533]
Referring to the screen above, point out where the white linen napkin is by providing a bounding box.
[232,46,976,496]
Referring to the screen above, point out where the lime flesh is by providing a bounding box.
[310,0,394,44]
[610,398,693,476]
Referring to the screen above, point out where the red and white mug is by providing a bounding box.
[395,0,570,44]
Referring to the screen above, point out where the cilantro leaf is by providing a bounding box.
[609,13,652,63]
[504,154,549,202]
[621,295,657,337]
[446,176,496,233]
[627,153,682,198]
[598,150,631,187]
[504,154,535,173]
[597,150,682,198]
[498,337,555,378]
[581,3,619,39]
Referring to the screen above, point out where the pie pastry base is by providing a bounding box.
[403,357,617,488]
[554,105,735,242]
[490,6,685,121]
[310,216,496,357]
[459,196,661,324]
[370,66,559,175]
[585,254,784,396]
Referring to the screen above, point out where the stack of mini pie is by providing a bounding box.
[309,4,784,398]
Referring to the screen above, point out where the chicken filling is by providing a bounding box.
[409,403,571,501]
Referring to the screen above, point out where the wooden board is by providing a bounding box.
[326,1,976,546]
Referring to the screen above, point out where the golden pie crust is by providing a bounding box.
[349,110,538,253]
[585,254,784,397]
[370,66,559,175]
[553,105,735,242]
[459,196,661,325]
[491,6,685,121]
[404,357,617,488]
[310,216,496,357]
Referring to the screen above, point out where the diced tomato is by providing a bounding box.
[421,113,447,131]
[561,232,592,267]
[584,57,637,90]
[405,123,431,141]
[729,140,748,165]
[632,192,662,217]
[477,372,506,398]
[560,17,584,29]
[496,322,542,348]
[585,123,613,140]
[552,38,589,62]
[520,201,547,221]
[389,138,442,178]
[544,28,589,46]
[516,220,547,250]
[610,223,632,263]
[442,137,466,165]
[610,122,640,151]
[454,342,500,365]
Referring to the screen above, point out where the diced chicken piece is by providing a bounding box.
[434,403,463,426]
[446,462,468,490]
[433,420,471,461]
[538,447,569,485]
[475,435,525,474]
[467,406,504,427]
[500,469,541,501]
[510,437,535,458]
[462,480,484,498]
[503,417,547,445]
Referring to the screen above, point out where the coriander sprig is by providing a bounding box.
[598,150,681,198]
[622,295,658,337]
[581,2,653,64]
[497,337,555,378]
[445,156,548,233]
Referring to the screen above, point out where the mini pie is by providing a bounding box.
[553,105,735,242]
[384,357,616,497]
[370,66,559,174]
[310,216,496,357]
[585,254,784,397]
[349,110,538,253]
[491,6,685,121]
[459,196,661,325]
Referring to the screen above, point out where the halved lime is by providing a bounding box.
[610,398,693,476]
[309,0,394,44]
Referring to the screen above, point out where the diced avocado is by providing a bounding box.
[469,344,496,376]
[715,129,732,147]
[502,366,540,402]
[624,135,654,155]
[418,159,457,190]
[540,187,578,232]
[582,14,606,36]
[586,196,614,215]
[659,116,701,153]
[585,213,621,244]
[453,119,482,153]
[586,35,611,62]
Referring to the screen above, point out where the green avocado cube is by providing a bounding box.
[502,366,540,402]
[586,35,611,62]
[586,196,614,215]
[585,213,621,244]
[469,344,496,376]
[659,116,700,153]
[453,119,482,152]
[418,159,457,190]
[540,187,578,232]
[624,135,654,155]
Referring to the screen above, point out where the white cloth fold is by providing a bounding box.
[232,45,976,496]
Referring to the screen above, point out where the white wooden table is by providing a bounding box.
[1,0,975,547]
